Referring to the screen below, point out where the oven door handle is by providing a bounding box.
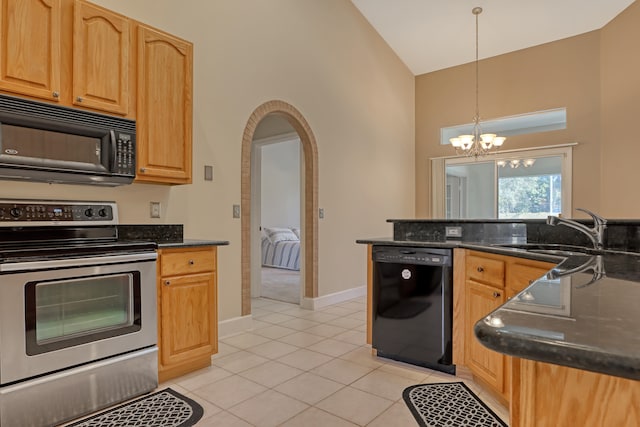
[0,252,158,272]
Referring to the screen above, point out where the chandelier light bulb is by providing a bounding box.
[493,136,506,147]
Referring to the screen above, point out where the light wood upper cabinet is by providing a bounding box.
[0,0,62,101]
[135,23,193,184]
[0,0,194,184]
[72,0,129,115]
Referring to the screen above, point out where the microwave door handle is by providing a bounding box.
[109,130,117,171]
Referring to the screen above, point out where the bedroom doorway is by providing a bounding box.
[253,121,301,304]
[240,100,319,316]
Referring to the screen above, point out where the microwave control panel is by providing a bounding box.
[114,132,135,176]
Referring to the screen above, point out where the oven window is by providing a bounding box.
[25,272,142,355]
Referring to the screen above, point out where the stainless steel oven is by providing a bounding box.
[0,200,158,427]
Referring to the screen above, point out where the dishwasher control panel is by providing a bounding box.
[372,246,451,266]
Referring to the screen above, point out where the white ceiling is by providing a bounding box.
[350,0,635,75]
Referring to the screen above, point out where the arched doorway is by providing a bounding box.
[240,100,318,316]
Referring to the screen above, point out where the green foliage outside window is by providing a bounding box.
[498,174,562,218]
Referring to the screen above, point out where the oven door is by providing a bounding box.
[0,252,157,385]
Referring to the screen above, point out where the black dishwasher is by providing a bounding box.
[372,246,454,374]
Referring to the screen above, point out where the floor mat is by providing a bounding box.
[403,382,507,427]
[67,388,203,427]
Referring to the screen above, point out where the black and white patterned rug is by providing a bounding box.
[67,388,203,427]
[403,382,507,427]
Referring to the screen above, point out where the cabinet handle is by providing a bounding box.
[493,291,501,298]
[139,167,146,173]
[52,91,60,98]
[164,280,171,286]
[477,266,484,273]
[189,259,194,265]
[76,96,83,102]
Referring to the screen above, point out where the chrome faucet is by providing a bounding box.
[546,255,605,288]
[546,208,607,249]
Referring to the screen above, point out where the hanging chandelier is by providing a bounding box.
[449,7,505,157]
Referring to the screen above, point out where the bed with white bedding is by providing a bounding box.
[261,227,301,271]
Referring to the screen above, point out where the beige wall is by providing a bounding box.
[7,0,415,320]
[416,2,640,219]
[600,1,640,217]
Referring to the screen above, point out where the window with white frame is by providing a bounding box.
[432,145,574,219]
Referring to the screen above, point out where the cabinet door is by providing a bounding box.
[466,279,505,393]
[136,24,192,184]
[508,261,554,294]
[160,272,216,367]
[72,0,129,115]
[0,0,62,101]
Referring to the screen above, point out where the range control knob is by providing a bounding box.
[98,208,108,217]
[85,208,95,218]
[10,207,22,218]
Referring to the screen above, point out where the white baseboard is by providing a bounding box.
[301,285,366,310]
[218,314,253,339]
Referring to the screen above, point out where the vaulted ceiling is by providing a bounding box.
[350,0,635,75]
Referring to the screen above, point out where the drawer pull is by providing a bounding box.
[477,266,484,273]
[164,280,171,286]
[493,291,501,298]
[189,259,195,265]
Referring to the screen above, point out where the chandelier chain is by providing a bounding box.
[449,6,506,157]
[475,7,480,124]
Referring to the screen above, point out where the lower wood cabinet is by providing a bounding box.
[157,246,218,382]
[512,358,640,427]
[455,249,555,403]
[465,279,505,393]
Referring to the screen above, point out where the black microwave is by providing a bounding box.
[0,94,136,186]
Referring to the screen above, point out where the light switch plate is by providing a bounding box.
[319,208,324,219]
[204,165,213,181]
[233,204,240,218]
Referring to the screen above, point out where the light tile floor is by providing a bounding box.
[159,296,510,426]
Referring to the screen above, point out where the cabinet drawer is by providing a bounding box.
[466,254,505,288]
[161,248,216,276]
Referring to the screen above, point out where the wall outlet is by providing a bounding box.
[233,204,240,218]
[445,226,462,238]
[319,208,324,219]
[150,202,161,218]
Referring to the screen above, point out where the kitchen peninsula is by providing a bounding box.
[358,218,640,427]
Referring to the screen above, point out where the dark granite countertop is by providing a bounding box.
[117,225,229,248]
[158,239,229,248]
[358,235,640,380]
[475,251,640,380]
